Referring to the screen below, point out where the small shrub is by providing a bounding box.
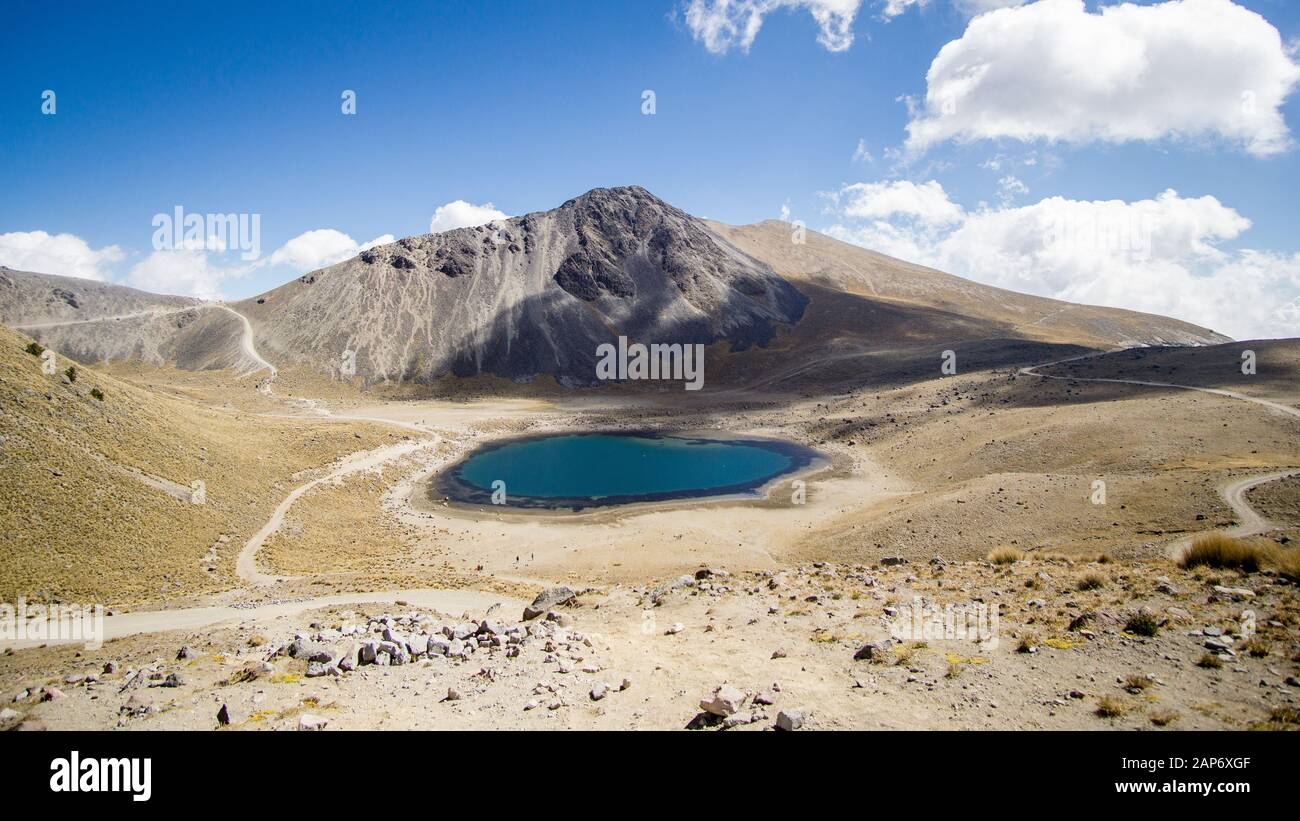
[1123,675,1153,694]
[1016,632,1039,654]
[89,387,104,401]
[1124,612,1160,637]
[1272,548,1300,583]
[24,341,44,357]
[1077,572,1107,591]
[1241,637,1271,658]
[64,365,76,383]
[945,662,963,679]
[1180,533,1268,572]
[1196,652,1223,669]
[1149,710,1179,727]
[1096,697,1128,718]
[988,546,1024,565]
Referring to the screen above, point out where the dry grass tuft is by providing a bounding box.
[1197,652,1223,669]
[1181,534,1300,581]
[1180,533,1269,572]
[1077,572,1107,591]
[1095,697,1128,718]
[987,546,1025,565]
[1149,710,1179,727]
[1240,637,1271,658]
[1272,547,1300,582]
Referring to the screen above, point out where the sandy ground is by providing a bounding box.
[4,555,1297,731]
[2,327,1298,730]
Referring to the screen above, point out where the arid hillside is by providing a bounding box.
[0,323,395,606]
[0,188,1230,397]
[709,219,1232,349]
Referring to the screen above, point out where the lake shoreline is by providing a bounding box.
[429,429,826,512]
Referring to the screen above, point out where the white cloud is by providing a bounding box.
[881,0,928,20]
[683,0,863,54]
[429,200,508,233]
[836,179,966,226]
[0,231,124,281]
[125,228,395,299]
[126,249,244,301]
[883,0,1025,19]
[267,229,394,272]
[851,138,874,164]
[996,174,1028,204]
[905,0,1300,158]
[951,0,1025,16]
[824,181,1300,339]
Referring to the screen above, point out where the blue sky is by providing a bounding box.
[1,0,1298,338]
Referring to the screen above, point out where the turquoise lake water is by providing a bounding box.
[439,432,818,509]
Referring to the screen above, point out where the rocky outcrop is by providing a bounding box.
[236,186,809,387]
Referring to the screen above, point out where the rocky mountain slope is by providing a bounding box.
[708,220,1231,349]
[0,267,198,327]
[236,186,808,386]
[0,186,1232,390]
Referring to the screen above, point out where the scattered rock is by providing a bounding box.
[12,720,47,731]
[1213,585,1255,600]
[289,640,335,663]
[700,684,746,717]
[297,713,328,731]
[775,709,806,731]
[524,586,575,620]
[121,692,153,717]
[853,641,889,661]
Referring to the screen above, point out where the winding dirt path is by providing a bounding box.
[1019,352,1300,552]
[200,303,443,585]
[213,303,277,388]
[1,588,527,651]
[233,438,439,585]
[10,306,197,331]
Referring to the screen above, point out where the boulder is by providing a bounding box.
[524,587,576,620]
[853,641,890,662]
[775,709,806,731]
[359,640,379,664]
[298,713,328,731]
[699,684,746,717]
[289,639,335,663]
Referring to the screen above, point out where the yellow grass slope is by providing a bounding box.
[0,324,394,606]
